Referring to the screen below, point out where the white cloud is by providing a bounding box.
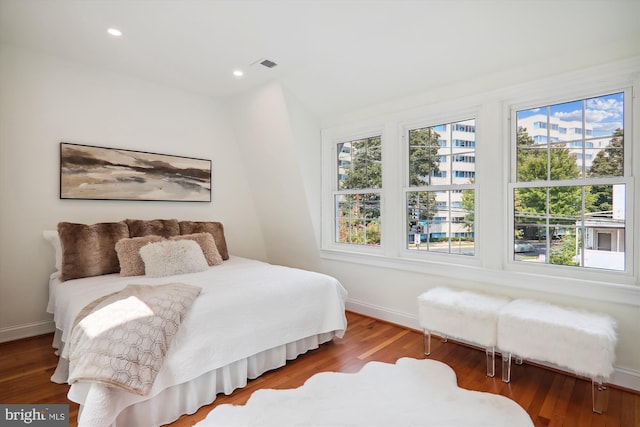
[592,121,623,133]
[552,96,623,128]
[553,110,582,121]
[586,97,623,117]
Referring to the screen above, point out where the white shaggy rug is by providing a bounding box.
[197,357,533,427]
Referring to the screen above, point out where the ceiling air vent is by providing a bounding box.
[259,59,278,68]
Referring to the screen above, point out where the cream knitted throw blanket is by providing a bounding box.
[68,283,201,395]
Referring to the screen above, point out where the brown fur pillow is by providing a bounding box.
[58,221,130,282]
[125,219,180,238]
[179,221,229,260]
[171,233,223,266]
[115,235,164,276]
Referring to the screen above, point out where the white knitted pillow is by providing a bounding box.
[139,239,208,277]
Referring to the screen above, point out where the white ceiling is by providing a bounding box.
[1,0,639,119]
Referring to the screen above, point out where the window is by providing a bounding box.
[453,139,475,148]
[334,136,382,246]
[454,123,476,133]
[511,91,627,271]
[322,63,637,303]
[454,170,475,178]
[406,119,476,256]
[453,155,475,163]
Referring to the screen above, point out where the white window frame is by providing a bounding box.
[321,125,386,256]
[505,85,635,283]
[400,112,479,262]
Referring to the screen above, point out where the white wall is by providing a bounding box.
[0,44,266,341]
[227,83,321,270]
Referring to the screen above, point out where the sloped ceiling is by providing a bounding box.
[1,0,639,119]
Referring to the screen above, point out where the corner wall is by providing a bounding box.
[227,83,322,270]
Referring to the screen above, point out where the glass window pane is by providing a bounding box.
[407,190,474,255]
[514,184,625,271]
[514,187,547,224]
[548,186,582,227]
[579,184,625,271]
[587,95,624,177]
[517,92,624,183]
[513,91,627,272]
[337,142,352,189]
[549,143,580,181]
[549,226,580,267]
[514,224,545,263]
[335,194,380,245]
[408,127,443,186]
[407,118,476,257]
[338,136,381,190]
[517,146,548,182]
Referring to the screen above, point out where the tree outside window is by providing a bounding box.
[335,136,381,245]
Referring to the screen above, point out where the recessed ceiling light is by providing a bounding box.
[107,28,122,37]
[233,69,244,78]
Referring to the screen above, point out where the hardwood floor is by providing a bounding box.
[1,311,638,426]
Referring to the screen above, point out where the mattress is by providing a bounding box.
[47,256,348,426]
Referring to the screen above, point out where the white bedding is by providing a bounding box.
[47,256,348,427]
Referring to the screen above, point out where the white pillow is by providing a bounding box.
[139,239,208,277]
[43,230,62,271]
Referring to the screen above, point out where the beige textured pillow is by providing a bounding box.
[125,218,180,238]
[58,221,130,281]
[179,221,229,260]
[139,240,208,277]
[171,233,223,266]
[115,235,164,276]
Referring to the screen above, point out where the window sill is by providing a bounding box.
[320,248,640,307]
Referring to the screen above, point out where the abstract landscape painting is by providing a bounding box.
[60,143,211,202]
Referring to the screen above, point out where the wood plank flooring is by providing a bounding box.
[1,311,638,426]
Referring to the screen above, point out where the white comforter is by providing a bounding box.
[47,256,348,426]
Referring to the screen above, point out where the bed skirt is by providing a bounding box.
[54,330,337,427]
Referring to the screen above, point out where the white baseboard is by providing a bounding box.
[346,297,640,392]
[609,366,640,393]
[0,320,55,343]
[346,299,420,331]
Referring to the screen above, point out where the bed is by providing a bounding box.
[44,220,348,427]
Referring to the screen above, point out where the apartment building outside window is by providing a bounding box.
[406,118,476,255]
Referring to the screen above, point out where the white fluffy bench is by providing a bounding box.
[418,287,510,377]
[497,299,617,413]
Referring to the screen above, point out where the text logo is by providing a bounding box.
[0,405,68,426]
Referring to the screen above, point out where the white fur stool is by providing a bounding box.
[498,299,617,413]
[418,287,510,377]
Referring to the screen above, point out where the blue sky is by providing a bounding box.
[517,92,624,137]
